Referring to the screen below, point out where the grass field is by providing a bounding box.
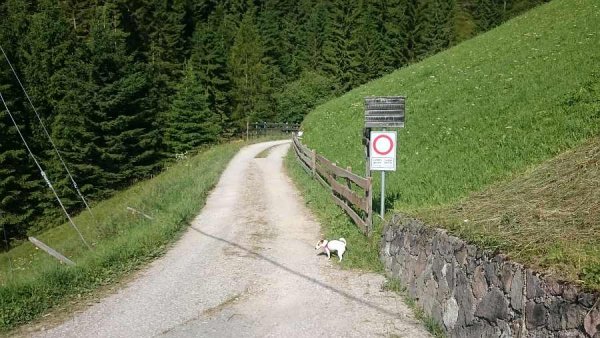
[0,138,275,332]
[284,151,383,272]
[298,0,600,289]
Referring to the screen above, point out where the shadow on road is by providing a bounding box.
[191,226,402,318]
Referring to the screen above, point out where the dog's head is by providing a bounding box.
[315,239,328,250]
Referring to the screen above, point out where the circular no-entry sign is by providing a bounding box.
[372,134,394,155]
[369,131,397,171]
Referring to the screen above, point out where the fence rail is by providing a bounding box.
[244,122,300,139]
[292,135,372,235]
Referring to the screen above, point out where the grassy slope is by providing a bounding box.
[298,0,600,288]
[0,139,254,331]
[418,137,600,289]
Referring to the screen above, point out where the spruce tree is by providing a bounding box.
[350,0,388,85]
[52,4,160,197]
[0,46,40,248]
[20,0,82,226]
[189,17,230,125]
[301,1,330,73]
[472,0,502,32]
[228,9,273,127]
[165,62,222,155]
[322,1,360,92]
[376,0,411,70]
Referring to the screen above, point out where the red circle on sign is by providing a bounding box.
[373,134,394,155]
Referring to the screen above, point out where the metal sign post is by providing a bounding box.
[364,96,405,219]
[381,171,385,217]
[369,130,397,217]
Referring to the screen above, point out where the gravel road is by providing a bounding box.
[34,140,429,338]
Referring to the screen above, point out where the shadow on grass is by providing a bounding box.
[373,190,402,214]
[190,226,400,318]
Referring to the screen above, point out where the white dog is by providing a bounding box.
[315,238,347,261]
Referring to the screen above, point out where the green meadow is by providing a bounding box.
[295,0,600,289]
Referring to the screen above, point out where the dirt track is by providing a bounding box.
[34,140,429,338]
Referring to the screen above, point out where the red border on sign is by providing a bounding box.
[373,134,394,155]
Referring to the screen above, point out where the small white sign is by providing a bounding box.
[370,131,397,171]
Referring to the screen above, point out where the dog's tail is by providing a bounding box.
[339,238,346,245]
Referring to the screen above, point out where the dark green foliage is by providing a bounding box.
[0,0,547,247]
[275,71,336,124]
[228,9,274,126]
[0,72,40,249]
[322,1,360,92]
[165,63,223,154]
[189,16,230,122]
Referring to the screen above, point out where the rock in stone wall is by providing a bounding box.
[380,215,600,338]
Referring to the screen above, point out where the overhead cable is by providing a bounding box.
[0,91,92,250]
[0,45,96,221]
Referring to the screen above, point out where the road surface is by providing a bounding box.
[35,140,429,338]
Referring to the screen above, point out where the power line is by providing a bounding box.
[0,45,96,221]
[0,91,92,250]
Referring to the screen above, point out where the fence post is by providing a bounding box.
[346,166,352,190]
[311,149,316,177]
[29,237,76,266]
[332,163,337,184]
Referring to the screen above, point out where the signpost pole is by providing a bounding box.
[364,96,405,222]
[381,171,385,218]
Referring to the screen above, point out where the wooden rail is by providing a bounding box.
[292,135,372,235]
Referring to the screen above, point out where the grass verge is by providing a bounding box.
[382,279,446,338]
[284,150,382,272]
[286,148,448,335]
[0,137,281,332]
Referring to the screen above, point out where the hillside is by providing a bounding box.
[0,141,247,331]
[0,0,545,245]
[299,0,600,288]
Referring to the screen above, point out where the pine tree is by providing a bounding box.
[164,62,223,154]
[52,4,160,197]
[371,0,411,72]
[472,0,502,32]
[300,1,330,73]
[89,5,161,189]
[189,15,230,124]
[228,9,273,127]
[406,0,455,62]
[350,0,388,85]
[19,0,83,227]
[0,38,40,248]
[322,1,360,92]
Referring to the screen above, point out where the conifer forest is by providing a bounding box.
[0,0,546,248]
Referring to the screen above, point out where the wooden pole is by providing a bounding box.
[311,149,317,177]
[126,206,153,220]
[346,166,352,190]
[29,237,76,266]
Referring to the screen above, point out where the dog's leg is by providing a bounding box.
[339,252,343,262]
[326,248,331,260]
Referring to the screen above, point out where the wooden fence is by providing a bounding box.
[292,135,373,235]
[245,122,300,139]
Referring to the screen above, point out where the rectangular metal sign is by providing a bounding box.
[369,131,397,171]
[364,96,405,128]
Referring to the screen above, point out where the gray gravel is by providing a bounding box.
[34,140,429,338]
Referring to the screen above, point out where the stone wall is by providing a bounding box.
[380,215,600,338]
